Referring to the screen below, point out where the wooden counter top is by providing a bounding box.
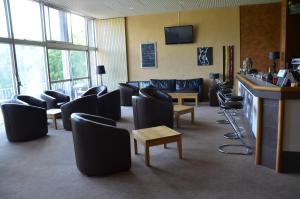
[236,73,300,93]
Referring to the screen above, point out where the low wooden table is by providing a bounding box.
[168,92,198,106]
[47,109,61,129]
[133,125,182,166]
[173,105,194,128]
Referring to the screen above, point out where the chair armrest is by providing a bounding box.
[71,113,116,126]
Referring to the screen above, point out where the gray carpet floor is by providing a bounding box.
[1,103,300,199]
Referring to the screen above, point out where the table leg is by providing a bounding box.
[195,96,198,106]
[134,139,138,154]
[164,143,167,148]
[53,117,58,129]
[191,109,194,123]
[178,98,182,105]
[145,142,150,166]
[177,136,183,159]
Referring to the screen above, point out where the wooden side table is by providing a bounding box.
[47,109,61,129]
[132,125,182,166]
[173,105,194,128]
[168,92,198,106]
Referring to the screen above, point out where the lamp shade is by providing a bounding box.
[96,65,106,75]
[268,52,280,61]
[209,73,220,80]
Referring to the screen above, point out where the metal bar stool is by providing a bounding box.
[216,91,253,155]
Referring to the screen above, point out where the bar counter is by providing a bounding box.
[236,73,300,173]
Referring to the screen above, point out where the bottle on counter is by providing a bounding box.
[267,66,273,83]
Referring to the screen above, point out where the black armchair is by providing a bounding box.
[1,103,48,142]
[97,89,121,121]
[14,95,47,109]
[71,113,131,176]
[132,88,173,130]
[81,85,107,97]
[61,95,97,131]
[119,83,139,106]
[40,90,70,109]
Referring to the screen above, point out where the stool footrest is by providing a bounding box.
[218,144,253,155]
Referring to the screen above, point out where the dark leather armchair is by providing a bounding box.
[119,83,139,106]
[97,89,121,121]
[40,90,70,109]
[15,95,47,109]
[61,95,97,131]
[132,88,173,129]
[81,85,107,97]
[1,103,48,142]
[71,113,131,176]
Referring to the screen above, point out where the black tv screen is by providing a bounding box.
[164,25,193,44]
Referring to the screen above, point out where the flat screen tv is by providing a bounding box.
[164,25,193,44]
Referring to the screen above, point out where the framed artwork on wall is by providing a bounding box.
[197,47,213,66]
[140,42,157,69]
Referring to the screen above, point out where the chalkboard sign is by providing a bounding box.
[140,42,157,68]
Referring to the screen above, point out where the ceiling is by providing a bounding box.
[43,0,280,19]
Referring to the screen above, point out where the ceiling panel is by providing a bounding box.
[43,0,280,19]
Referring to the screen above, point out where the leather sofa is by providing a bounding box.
[127,78,204,101]
[81,85,107,97]
[14,95,47,109]
[97,90,121,121]
[132,88,173,129]
[119,83,139,106]
[71,113,131,176]
[40,90,70,109]
[61,95,97,131]
[1,103,48,142]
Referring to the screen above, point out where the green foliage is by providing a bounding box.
[48,49,63,81]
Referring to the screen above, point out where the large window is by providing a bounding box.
[71,14,87,45]
[0,0,8,38]
[0,43,15,102]
[44,7,71,42]
[48,49,89,98]
[10,0,43,41]
[15,45,47,96]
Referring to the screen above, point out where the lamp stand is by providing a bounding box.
[100,74,103,85]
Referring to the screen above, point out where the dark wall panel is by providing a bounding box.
[240,3,281,72]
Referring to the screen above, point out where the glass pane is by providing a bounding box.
[70,50,88,79]
[71,14,86,45]
[48,49,69,81]
[51,81,71,98]
[87,19,96,47]
[72,78,89,99]
[10,0,43,41]
[0,0,8,37]
[45,7,72,42]
[89,50,97,86]
[15,45,47,97]
[0,43,15,102]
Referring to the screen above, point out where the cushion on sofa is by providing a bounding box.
[150,79,176,92]
[176,78,202,92]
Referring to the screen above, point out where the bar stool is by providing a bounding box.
[216,91,252,155]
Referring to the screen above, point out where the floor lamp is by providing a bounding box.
[96,65,106,85]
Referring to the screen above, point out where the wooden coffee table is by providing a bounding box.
[173,105,194,128]
[132,125,182,166]
[168,92,198,106]
[47,109,61,129]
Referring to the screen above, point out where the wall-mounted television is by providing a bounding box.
[164,25,193,45]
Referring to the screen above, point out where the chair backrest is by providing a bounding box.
[139,87,172,103]
[70,113,131,176]
[132,95,173,129]
[82,86,107,97]
[96,89,121,121]
[1,103,47,142]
